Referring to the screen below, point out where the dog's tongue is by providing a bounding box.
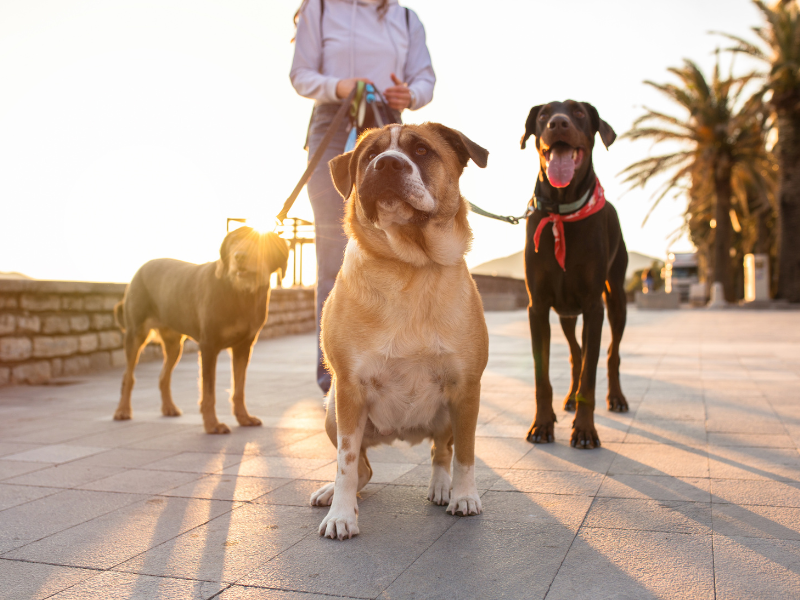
[546,146,575,188]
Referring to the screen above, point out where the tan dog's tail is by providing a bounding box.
[113,301,126,332]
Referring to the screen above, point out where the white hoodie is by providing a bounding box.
[290,0,435,110]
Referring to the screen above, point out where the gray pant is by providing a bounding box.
[306,105,351,394]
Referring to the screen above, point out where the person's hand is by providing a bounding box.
[384,73,412,110]
[336,77,372,99]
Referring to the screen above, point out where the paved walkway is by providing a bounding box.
[1,308,800,599]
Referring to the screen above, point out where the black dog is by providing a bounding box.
[520,100,628,449]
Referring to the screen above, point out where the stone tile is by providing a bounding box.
[0,482,62,511]
[609,443,709,478]
[4,496,234,568]
[264,431,337,460]
[510,441,618,473]
[477,490,592,529]
[301,460,417,485]
[238,512,454,598]
[0,489,143,553]
[0,459,49,481]
[218,587,340,600]
[223,456,333,479]
[584,497,712,535]
[253,479,384,507]
[392,464,504,491]
[4,443,106,464]
[67,447,179,469]
[47,571,224,600]
[624,420,707,447]
[142,451,247,474]
[711,478,800,507]
[474,436,535,468]
[708,432,796,448]
[3,462,122,488]
[634,399,706,421]
[0,559,96,600]
[77,468,202,495]
[161,475,290,502]
[357,484,456,519]
[713,503,800,540]
[379,521,574,600]
[115,503,317,582]
[366,441,431,464]
[546,528,714,600]
[713,536,800,600]
[708,446,800,482]
[597,474,711,502]
[491,469,604,496]
[0,442,44,458]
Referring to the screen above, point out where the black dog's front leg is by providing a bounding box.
[527,306,556,443]
[572,303,603,448]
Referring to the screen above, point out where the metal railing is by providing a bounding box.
[226,218,315,287]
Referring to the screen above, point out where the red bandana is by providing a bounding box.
[533,177,606,271]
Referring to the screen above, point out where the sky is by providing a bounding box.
[0,0,766,283]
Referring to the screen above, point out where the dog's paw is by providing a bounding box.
[570,423,601,449]
[310,483,335,507]
[113,408,131,421]
[607,395,629,413]
[563,393,576,412]
[446,491,482,516]
[319,507,359,540]
[236,414,262,427]
[161,404,182,417]
[427,467,452,506]
[526,421,555,444]
[204,422,231,435]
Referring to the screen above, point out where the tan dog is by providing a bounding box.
[113,227,288,434]
[311,123,490,540]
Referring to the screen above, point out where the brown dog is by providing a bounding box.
[520,100,629,449]
[311,123,489,540]
[113,226,289,434]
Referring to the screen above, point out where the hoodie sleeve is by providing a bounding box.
[404,9,436,110]
[290,0,340,103]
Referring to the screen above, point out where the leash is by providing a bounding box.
[276,86,359,224]
[468,202,529,225]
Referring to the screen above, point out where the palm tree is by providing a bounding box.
[621,59,769,302]
[717,0,800,300]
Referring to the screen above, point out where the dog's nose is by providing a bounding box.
[548,115,571,129]
[373,154,407,172]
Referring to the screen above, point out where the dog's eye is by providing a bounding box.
[539,114,547,121]
[415,145,428,156]
[574,110,585,118]
[368,152,377,161]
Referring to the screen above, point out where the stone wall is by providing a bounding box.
[472,274,529,311]
[0,280,314,387]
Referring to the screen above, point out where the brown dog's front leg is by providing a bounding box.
[448,381,482,516]
[199,345,229,434]
[230,340,261,427]
[527,306,556,443]
[572,304,603,448]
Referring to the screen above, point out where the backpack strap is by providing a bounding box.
[405,7,409,29]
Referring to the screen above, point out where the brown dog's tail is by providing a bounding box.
[113,301,126,332]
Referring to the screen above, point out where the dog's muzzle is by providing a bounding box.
[359,152,434,224]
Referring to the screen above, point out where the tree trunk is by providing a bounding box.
[776,107,800,302]
[713,159,734,302]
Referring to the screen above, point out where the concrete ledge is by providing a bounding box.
[472,274,528,311]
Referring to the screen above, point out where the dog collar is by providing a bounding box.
[532,177,607,271]
[532,179,595,215]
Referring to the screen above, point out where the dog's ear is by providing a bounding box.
[262,232,290,283]
[521,105,544,150]
[581,102,616,149]
[426,123,488,169]
[215,229,235,278]
[329,150,357,200]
